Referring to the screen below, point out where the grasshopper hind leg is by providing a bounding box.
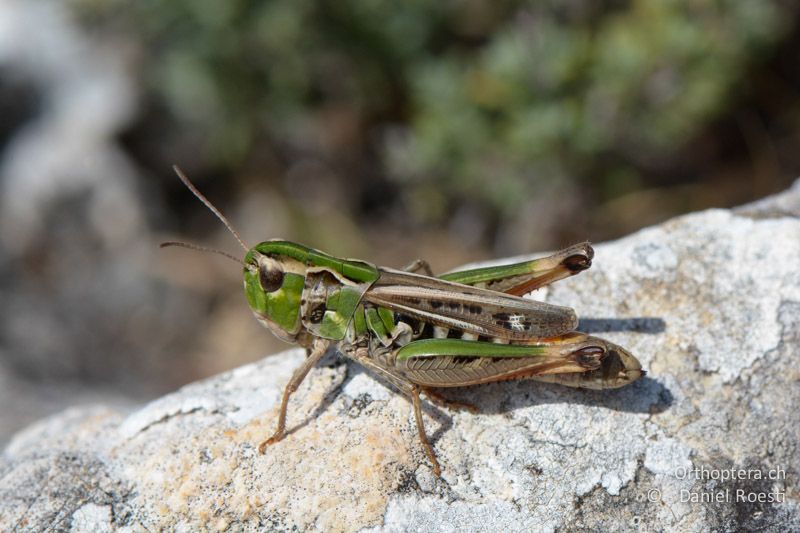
[258,338,331,453]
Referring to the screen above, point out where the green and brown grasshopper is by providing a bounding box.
[164,167,644,475]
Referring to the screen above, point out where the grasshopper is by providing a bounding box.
[164,167,644,476]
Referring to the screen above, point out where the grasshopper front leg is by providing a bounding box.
[259,337,331,453]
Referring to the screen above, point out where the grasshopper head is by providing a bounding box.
[243,239,379,344]
[164,168,327,345]
[243,245,307,343]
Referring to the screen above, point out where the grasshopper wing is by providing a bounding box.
[364,268,577,341]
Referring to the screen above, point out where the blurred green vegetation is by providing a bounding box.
[80,0,799,253]
[2,0,799,442]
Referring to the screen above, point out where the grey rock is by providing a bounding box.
[734,178,800,219]
[2,182,799,532]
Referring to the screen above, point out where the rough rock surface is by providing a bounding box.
[2,182,799,532]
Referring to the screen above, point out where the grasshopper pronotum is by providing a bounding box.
[164,167,644,475]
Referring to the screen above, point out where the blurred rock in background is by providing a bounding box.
[0,0,212,442]
[1,0,799,444]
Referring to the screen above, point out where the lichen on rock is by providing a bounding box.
[2,182,799,531]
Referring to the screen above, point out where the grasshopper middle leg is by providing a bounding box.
[348,349,442,476]
[409,385,440,476]
[402,258,434,276]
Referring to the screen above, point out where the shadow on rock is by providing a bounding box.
[280,347,672,444]
[578,317,666,334]
[434,373,673,418]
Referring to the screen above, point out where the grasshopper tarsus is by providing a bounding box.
[258,431,283,453]
[258,421,287,453]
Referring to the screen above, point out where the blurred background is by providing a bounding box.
[1,0,798,444]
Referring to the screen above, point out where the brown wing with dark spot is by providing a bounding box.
[366,268,577,340]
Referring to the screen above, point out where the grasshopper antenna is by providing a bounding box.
[160,241,244,266]
[172,165,249,252]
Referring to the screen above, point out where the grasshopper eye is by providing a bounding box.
[258,262,284,292]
